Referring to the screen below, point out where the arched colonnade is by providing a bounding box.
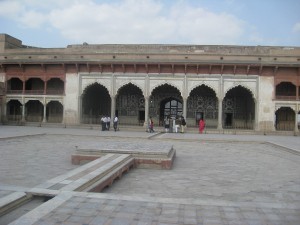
[80,77,258,130]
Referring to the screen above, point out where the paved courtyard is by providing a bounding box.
[0,125,300,225]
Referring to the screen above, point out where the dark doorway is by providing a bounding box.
[81,83,111,124]
[225,113,233,127]
[6,100,22,121]
[275,107,295,131]
[160,98,182,120]
[223,85,255,129]
[151,84,182,126]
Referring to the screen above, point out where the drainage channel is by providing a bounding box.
[0,195,53,225]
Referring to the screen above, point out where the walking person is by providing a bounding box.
[100,116,105,131]
[181,116,186,133]
[113,115,118,132]
[199,118,205,134]
[103,116,108,130]
[149,117,154,133]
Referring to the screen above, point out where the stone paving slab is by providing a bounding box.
[8,192,300,225]
[1,125,300,224]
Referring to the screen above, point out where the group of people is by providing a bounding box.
[162,116,206,134]
[100,115,119,132]
[163,116,187,133]
[102,115,205,134]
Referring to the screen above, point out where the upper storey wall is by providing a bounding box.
[0,34,299,79]
[0,34,299,65]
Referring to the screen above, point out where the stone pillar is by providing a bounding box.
[110,95,116,125]
[183,98,187,119]
[145,96,149,126]
[217,97,223,130]
[43,102,47,123]
[294,109,299,133]
[254,99,259,131]
[22,79,25,94]
[3,100,7,122]
[21,104,25,122]
[44,81,47,95]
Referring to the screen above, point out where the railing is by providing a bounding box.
[46,89,64,95]
[275,95,298,100]
[6,90,23,94]
[6,89,64,95]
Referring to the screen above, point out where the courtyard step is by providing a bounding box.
[36,153,134,192]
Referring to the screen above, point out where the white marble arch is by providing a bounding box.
[187,79,219,98]
[149,79,183,96]
[275,103,297,112]
[115,79,144,96]
[81,77,111,96]
[223,80,257,100]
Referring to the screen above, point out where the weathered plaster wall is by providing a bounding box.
[64,73,79,124]
[258,76,275,131]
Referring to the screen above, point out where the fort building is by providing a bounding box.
[0,33,299,132]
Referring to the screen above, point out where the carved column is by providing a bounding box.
[43,100,47,123]
[217,97,223,130]
[21,97,25,122]
[294,108,299,133]
[145,96,149,126]
[183,97,187,119]
[110,95,116,125]
[254,99,258,131]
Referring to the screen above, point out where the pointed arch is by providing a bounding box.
[224,84,255,100]
[150,83,183,125]
[6,99,22,121]
[150,82,182,97]
[116,82,145,125]
[275,82,296,100]
[188,83,217,97]
[25,100,44,122]
[223,85,255,129]
[81,82,111,124]
[275,106,295,131]
[187,84,218,128]
[46,101,63,123]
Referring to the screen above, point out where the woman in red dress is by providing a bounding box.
[199,119,205,134]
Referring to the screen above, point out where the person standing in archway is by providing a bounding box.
[199,119,205,134]
[113,115,118,132]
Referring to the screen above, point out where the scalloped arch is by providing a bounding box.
[82,81,110,96]
[24,99,43,105]
[224,84,256,99]
[46,99,63,105]
[150,82,182,96]
[116,82,144,97]
[6,99,22,104]
[275,105,296,112]
[188,83,217,97]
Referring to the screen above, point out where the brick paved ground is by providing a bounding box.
[0,125,300,225]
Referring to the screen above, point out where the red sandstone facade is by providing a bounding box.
[0,34,299,132]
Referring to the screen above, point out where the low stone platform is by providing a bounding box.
[71,141,176,169]
[36,153,134,192]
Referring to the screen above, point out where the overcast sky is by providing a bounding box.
[0,0,299,48]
